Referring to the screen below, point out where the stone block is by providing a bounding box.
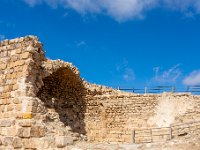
[13,98,21,104]
[18,119,35,127]
[15,104,22,111]
[6,127,17,136]
[56,136,74,148]
[7,104,14,111]
[152,135,171,142]
[0,119,15,127]
[152,127,171,136]
[40,137,55,149]
[13,138,22,148]
[16,48,22,54]
[0,64,6,70]
[17,128,30,138]
[21,52,31,59]
[0,105,5,112]
[23,139,36,149]
[135,129,151,137]
[2,137,13,146]
[22,112,32,119]
[30,126,45,137]
[1,128,8,136]
[134,136,151,144]
[14,60,24,66]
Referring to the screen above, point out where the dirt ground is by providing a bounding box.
[67,136,200,150]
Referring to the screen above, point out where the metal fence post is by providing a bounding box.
[172,86,175,93]
[145,87,148,94]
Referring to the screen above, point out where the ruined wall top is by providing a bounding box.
[0,35,38,47]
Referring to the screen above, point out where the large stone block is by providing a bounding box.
[21,52,31,59]
[23,139,36,149]
[6,127,17,136]
[40,137,55,149]
[30,126,45,137]
[2,137,13,146]
[134,136,151,144]
[0,64,7,70]
[152,135,171,142]
[134,129,151,137]
[7,104,14,111]
[0,119,15,127]
[14,60,25,67]
[56,136,74,148]
[13,138,22,148]
[152,127,171,136]
[17,128,30,138]
[18,119,35,127]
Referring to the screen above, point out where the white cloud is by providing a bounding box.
[183,70,200,85]
[76,41,86,47]
[23,0,43,7]
[22,0,200,21]
[123,68,135,81]
[116,59,135,81]
[0,35,5,41]
[162,0,200,12]
[116,58,129,71]
[152,64,182,84]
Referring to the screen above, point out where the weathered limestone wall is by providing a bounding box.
[1,36,200,149]
[84,91,200,143]
[85,92,159,143]
[0,36,46,149]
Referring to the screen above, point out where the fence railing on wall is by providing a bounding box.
[117,85,200,95]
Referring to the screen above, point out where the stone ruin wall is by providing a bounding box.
[0,36,200,149]
[85,92,200,143]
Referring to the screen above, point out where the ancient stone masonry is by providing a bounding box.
[0,36,200,149]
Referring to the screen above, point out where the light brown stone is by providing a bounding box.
[3,137,13,146]
[0,119,14,127]
[56,136,74,148]
[6,127,17,136]
[0,64,6,70]
[17,128,30,138]
[14,60,24,66]
[152,135,171,142]
[152,128,171,136]
[16,48,22,54]
[21,52,31,59]
[23,139,36,149]
[7,104,14,111]
[19,120,35,127]
[15,104,22,111]
[30,126,45,137]
[135,136,151,144]
[13,138,22,148]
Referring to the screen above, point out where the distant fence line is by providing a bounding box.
[117,85,200,95]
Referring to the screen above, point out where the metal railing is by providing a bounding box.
[117,85,200,95]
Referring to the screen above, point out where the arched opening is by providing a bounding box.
[37,67,87,135]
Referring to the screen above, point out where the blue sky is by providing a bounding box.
[1,0,200,89]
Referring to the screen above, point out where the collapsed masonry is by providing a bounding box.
[0,36,200,149]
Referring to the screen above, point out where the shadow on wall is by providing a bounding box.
[37,67,87,135]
